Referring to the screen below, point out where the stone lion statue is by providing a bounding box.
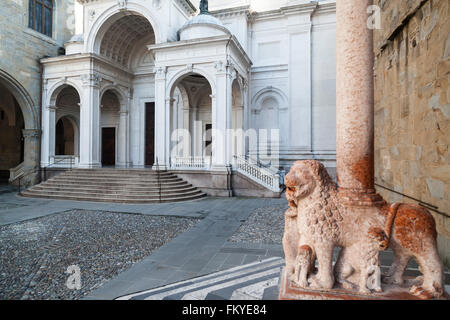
[283,160,445,299]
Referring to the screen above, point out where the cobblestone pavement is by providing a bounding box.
[229,204,287,245]
[0,210,199,300]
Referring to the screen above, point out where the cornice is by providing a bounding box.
[147,35,253,68]
[78,0,196,16]
[210,5,252,20]
[253,1,319,21]
[40,53,134,78]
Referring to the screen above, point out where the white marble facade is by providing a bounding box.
[40,0,337,173]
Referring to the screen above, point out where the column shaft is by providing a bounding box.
[79,75,101,168]
[336,0,383,206]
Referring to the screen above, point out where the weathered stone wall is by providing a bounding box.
[374,0,449,267]
[0,0,74,122]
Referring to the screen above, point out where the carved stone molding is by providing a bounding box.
[214,61,226,73]
[81,73,102,88]
[154,66,167,80]
[118,0,127,10]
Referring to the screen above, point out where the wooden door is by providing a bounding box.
[102,127,116,166]
[145,102,155,166]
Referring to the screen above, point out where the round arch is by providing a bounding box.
[47,80,83,108]
[0,69,38,130]
[251,86,288,112]
[166,67,217,99]
[86,3,163,55]
[100,85,127,106]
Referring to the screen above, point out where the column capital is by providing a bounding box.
[154,66,167,80]
[81,73,102,88]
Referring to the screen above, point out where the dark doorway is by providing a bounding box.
[205,123,212,156]
[102,127,116,166]
[55,119,65,155]
[145,102,155,166]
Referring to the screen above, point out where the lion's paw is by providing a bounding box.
[410,285,433,300]
[308,274,334,290]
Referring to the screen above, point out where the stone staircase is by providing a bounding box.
[20,169,206,203]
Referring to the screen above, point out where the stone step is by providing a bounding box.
[20,190,207,203]
[34,182,191,191]
[42,180,188,188]
[49,176,183,183]
[23,188,203,199]
[61,172,175,178]
[21,169,207,203]
[31,184,197,194]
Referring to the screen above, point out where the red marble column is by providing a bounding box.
[336,0,384,207]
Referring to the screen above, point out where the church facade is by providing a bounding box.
[1,0,337,194]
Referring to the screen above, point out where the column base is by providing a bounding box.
[152,164,168,171]
[279,268,447,300]
[337,188,386,207]
[77,162,102,169]
[116,162,132,168]
[210,164,232,173]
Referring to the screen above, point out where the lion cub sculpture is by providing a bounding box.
[282,160,445,299]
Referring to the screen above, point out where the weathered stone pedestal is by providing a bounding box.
[279,268,447,300]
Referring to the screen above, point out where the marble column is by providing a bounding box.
[154,66,168,170]
[336,0,384,207]
[41,103,56,167]
[79,74,101,168]
[212,63,233,170]
[117,104,129,167]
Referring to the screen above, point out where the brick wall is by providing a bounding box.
[374,0,449,266]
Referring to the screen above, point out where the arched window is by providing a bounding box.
[29,0,53,37]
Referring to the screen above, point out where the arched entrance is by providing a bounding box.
[0,83,25,183]
[100,90,121,167]
[46,84,81,167]
[0,70,39,185]
[168,73,214,168]
[55,117,76,156]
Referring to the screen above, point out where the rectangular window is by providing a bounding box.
[29,0,53,38]
[44,7,52,37]
[28,0,34,28]
[35,3,43,33]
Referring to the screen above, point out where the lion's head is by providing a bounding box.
[285,160,335,208]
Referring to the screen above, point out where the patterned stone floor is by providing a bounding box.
[116,258,283,300]
[117,256,450,300]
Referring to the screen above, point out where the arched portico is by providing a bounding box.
[41,83,81,168]
[99,88,130,167]
[0,69,40,185]
[86,2,163,57]
[157,67,219,170]
[167,73,214,166]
